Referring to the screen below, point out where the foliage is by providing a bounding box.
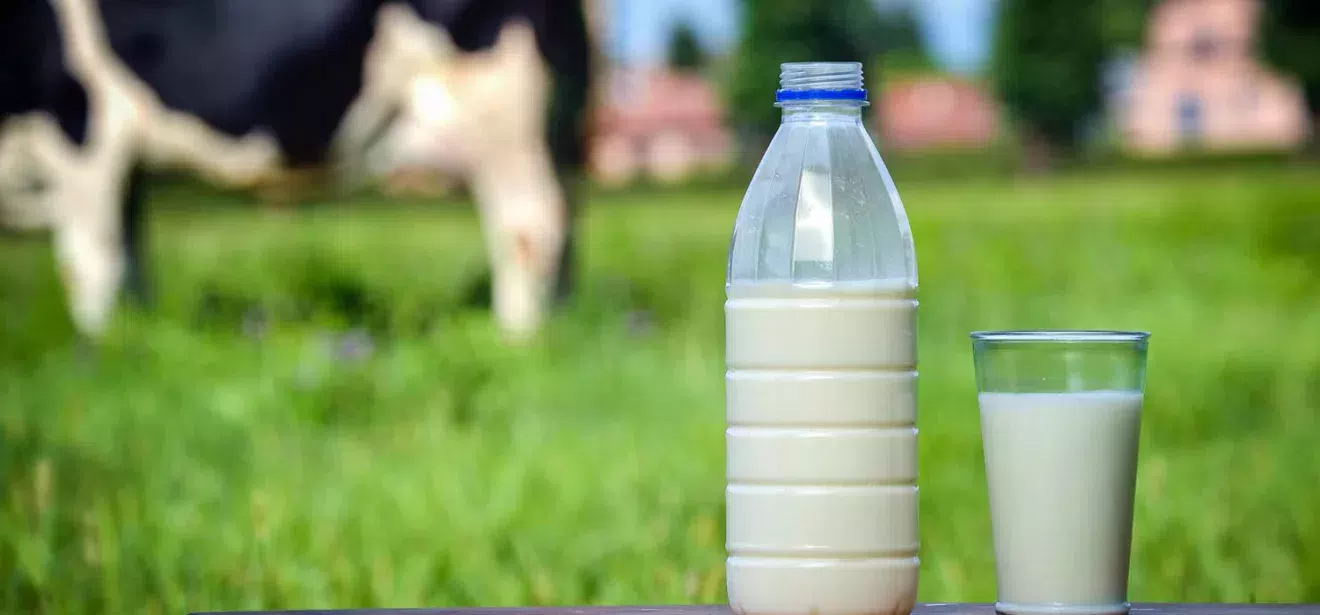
[877,48,941,82]
[3,167,1320,612]
[991,0,1106,153]
[667,20,705,72]
[873,7,935,82]
[1099,0,1153,51]
[728,0,909,141]
[1259,0,1320,120]
[873,5,926,68]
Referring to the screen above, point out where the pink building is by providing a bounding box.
[589,67,734,186]
[1121,0,1309,154]
[875,75,1000,151]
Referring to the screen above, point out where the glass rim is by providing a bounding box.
[970,329,1150,343]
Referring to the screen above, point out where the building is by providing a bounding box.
[874,75,1000,151]
[1120,0,1309,154]
[589,67,734,186]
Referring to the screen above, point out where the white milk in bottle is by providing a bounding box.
[725,62,920,615]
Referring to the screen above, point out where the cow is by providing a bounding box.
[0,0,592,342]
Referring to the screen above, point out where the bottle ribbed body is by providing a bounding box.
[725,62,919,615]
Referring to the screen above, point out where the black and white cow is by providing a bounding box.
[0,0,592,341]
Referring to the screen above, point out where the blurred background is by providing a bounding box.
[2,0,1318,612]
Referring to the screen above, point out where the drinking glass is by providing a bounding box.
[971,330,1150,615]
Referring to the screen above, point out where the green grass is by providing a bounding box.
[1,165,1319,613]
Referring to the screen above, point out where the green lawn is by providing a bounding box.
[1,165,1318,613]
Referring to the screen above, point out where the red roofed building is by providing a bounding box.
[589,67,734,185]
[875,75,1000,151]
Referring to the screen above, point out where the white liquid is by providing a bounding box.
[726,280,918,615]
[979,391,1143,615]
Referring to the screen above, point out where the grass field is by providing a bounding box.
[1,164,1318,613]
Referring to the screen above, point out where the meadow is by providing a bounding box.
[1,163,1318,613]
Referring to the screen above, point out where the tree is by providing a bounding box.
[668,20,705,71]
[1259,0,1320,152]
[991,0,1106,164]
[728,0,892,144]
[874,6,934,79]
[1099,0,1153,51]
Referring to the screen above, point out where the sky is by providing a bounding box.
[605,0,999,75]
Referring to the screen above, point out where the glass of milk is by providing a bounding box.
[971,330,1150,615]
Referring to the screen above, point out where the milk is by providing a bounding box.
[726,280,919,615]
[978,391,1143,615]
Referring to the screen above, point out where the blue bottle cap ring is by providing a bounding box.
[775,88,868,102]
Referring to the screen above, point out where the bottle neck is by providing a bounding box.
[779,101,865,123]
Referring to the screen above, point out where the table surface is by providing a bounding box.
[190,603,1320,615]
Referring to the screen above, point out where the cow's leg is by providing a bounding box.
[120,165,149,305]
[28,112,135,338]
[0,116,53,232]
[544,70,588,309]
[469,145,566,341]
[38,0,148,337]
[551,162,580,306]
[535,0,592,306]
[51,162,130,338]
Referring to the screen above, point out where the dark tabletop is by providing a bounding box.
[190,603,1320,615]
